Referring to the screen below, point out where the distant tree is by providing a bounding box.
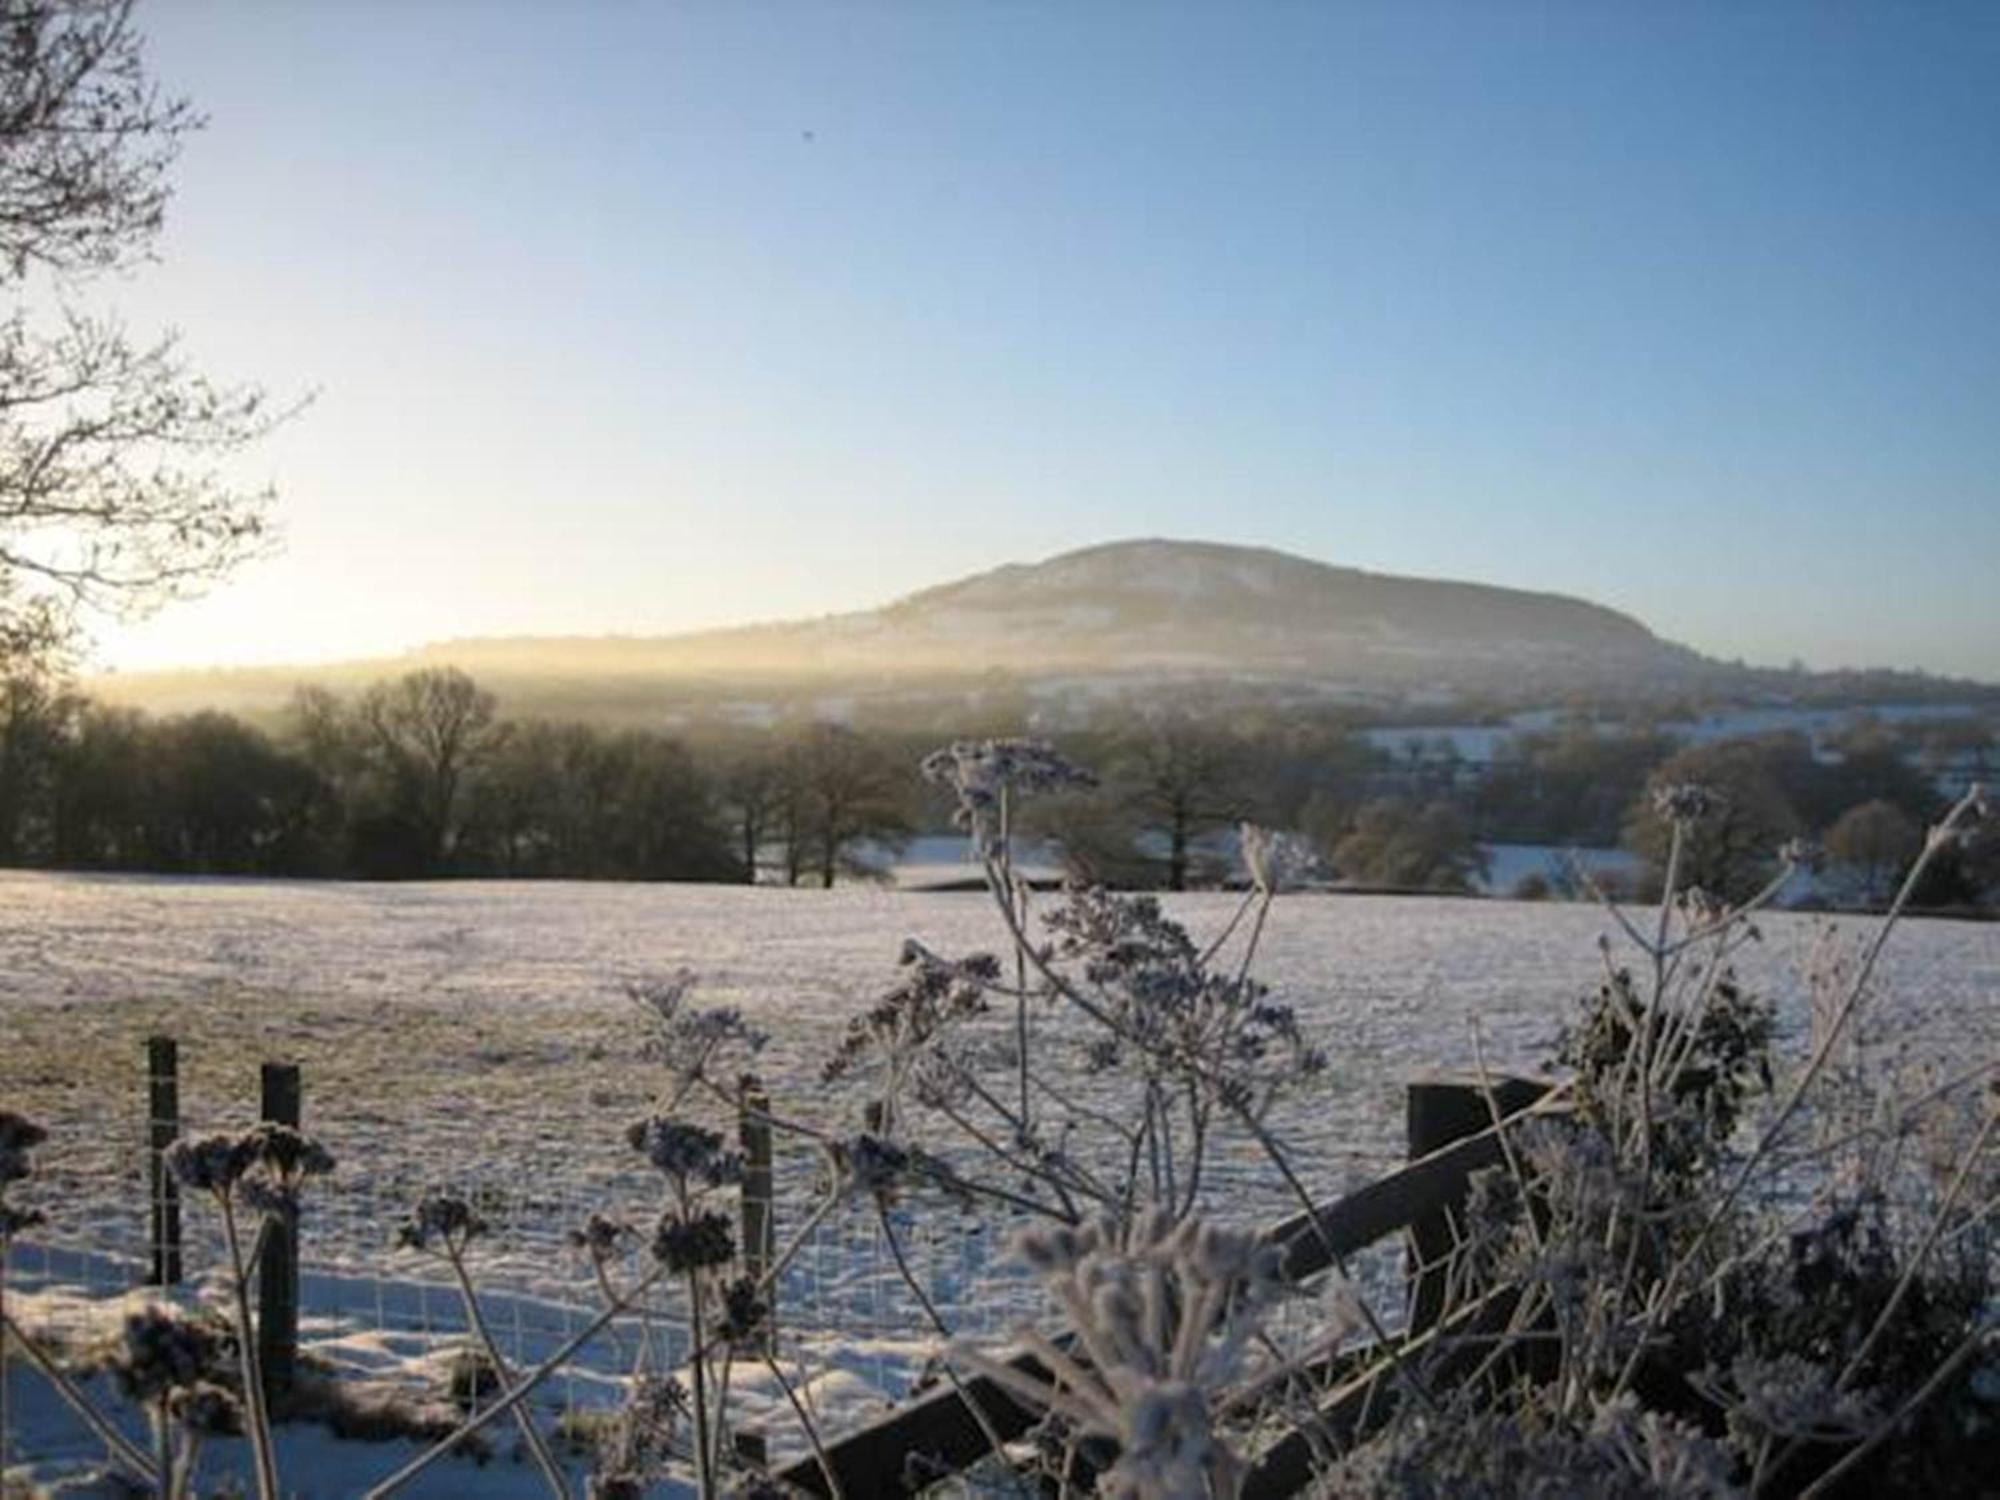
[1330,798,1488,892]
[716,744,790,886]
[48,700,147,864]
[593,729,737,880]
[0,0,285,662]
[1823,799,1921,906]
[1025,788,1154,889]
[785,722,907,888]
[1476,727,1676,846]
[0,660,77,860]
[1909,817,2000,911]
[1917,717,1994,788]
[1803,721,1938,828]
[354,668,499,874]
[1625,737,1805,903]
[1117,717,1252,891]
[1511,870,1553,902]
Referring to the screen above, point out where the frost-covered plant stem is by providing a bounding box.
[0,1308,159,1484]
[151,1399,174,1500]
[1751,1101,2000,1490]
[872,1197,1013,1469]
[217,1194,280,1500]
[682,1258,715,1500]
[1797,1326,1996,1499]
[1612,784,1985,1400]
[170,1430,207,1500]
[442,1243,571,1498]
[1,1226,10,1479]
[762,1350,845,1500]
[366,1261,672,1499]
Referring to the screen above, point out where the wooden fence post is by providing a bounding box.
[257,1061,301,1401]
[146,1036,183,1286]
[739,1075,776,1354]
[1405,1070,1550,1333]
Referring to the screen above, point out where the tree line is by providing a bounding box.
[0,661,1990,908]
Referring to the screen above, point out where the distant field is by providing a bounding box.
[4,870,1994,1281]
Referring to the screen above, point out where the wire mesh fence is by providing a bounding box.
[3,1027,1426,1489]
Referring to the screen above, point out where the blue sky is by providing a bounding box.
[88,2,2000,679]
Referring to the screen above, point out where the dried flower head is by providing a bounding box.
[823,1132,917,1201]
[110,1302,227,1404]
[922,738,1096,853]
[166,1379,244,1437]
[244,1123,335,1183]
[956,1212,1296,1500]
[397,1190,487,1254]
[651,1209,735,1274]
[1652,782,1717,825]
[630,972,769,1086]
[1238,823,1310,894]
[163,1132,257,1195]
[568,1212,635,1265]
[626,1116,743,1188]
[717,1273,770,1348]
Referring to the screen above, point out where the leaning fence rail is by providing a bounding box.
[770,1071,1566,1497]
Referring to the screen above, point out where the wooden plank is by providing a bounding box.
[1268,1079,1561,1286]
[774,1359,1046,1497]
[1239,1286,1525,1498]
[1405,1072,1552,1330]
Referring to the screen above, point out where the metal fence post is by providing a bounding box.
[146,1036,183,1286]
[739,1075,776,1354]
[257,1061,301,1401]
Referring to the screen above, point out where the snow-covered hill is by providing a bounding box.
[96,539,1727,718]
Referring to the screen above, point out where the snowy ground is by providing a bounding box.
[2,871,1994,1491]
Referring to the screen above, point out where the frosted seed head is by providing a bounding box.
[163,1132,256,1194]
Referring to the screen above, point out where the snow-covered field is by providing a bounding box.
[2,871,1994,1491]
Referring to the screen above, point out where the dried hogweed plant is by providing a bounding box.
[1340,780,1997,1497]
[0,1114,336,1498]
[162,1122,334,1500]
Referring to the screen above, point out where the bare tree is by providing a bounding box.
[1119,716,1251,891]
[0,0,286,656]
[786,721,907,888]
[1825,799,1921,907]
[717,742,788,885]
[355,668,498,873]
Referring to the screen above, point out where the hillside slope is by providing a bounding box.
[91,540,1739,720]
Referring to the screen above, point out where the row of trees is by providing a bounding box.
[0,667,737,879]
[1620,728,1996,907]
[0,666,933,884]
[0,663,1990,905]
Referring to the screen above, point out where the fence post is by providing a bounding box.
[257,1061,302,1402]
[146,1036,183,1286]
[1405,1070,1550,1333]
[739,1075,776,1354]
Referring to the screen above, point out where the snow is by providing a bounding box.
[2,871,1993,1489]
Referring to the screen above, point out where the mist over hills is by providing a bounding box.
[91,540,1981,725]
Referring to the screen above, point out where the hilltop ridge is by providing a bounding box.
[89,540,1977,723]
